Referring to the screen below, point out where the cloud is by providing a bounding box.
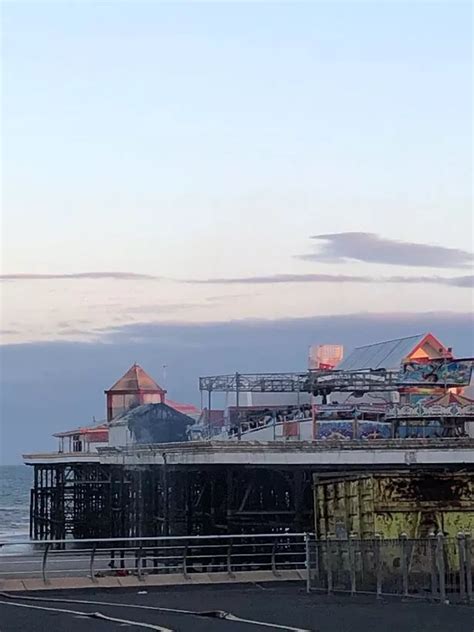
[4,269,472,288]
[205,294,254,302]
[0,272,160,281]
[186,273,369,284]
[56,328,96,337]
[123,303,214,315]
[389,275,474,288]
[298,232,474,268]
[443,275,474,288]
[57,319,92,328]
[182,273,474,287]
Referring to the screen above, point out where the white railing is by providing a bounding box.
[0,533,308,583]
[2,533,472,604]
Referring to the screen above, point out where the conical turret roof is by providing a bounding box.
[105,363,166,394]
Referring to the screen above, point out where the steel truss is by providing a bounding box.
[199,372,309,394]
[200,369,404,395]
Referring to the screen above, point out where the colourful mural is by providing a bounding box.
[316,420,353,440]
[315,420,391,440]
[398,360,472,386]
[358,420,391,439]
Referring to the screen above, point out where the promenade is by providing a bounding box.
[1,583,473,632]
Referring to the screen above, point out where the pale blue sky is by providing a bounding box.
[2,1,473,343]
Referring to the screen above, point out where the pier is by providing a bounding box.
[23,439,474,540]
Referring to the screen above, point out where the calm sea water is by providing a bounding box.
[0,465,32,540]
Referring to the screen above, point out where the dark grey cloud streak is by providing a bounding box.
[184,273,474,288]
[389,275,474,288]
[0,272,160,281]
[299,232,474,268]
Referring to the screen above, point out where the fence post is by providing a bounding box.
[226,539,234,577]
[400,533,409,597]
[182,542,189,578]
[326,537,333,595]
[137,543,144,581]
[374,535,382,599]
[349,534,357,596]
[304,533,311,593]
[271,540,280,577]
[120,548,125,569]
[429,532,438,601]
[90,542,97,583]
[41,543,50,585]
[437,532,447,603]
[465,533,472,604]
[457,533,467,603]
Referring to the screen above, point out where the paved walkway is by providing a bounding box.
[0,583,472,632]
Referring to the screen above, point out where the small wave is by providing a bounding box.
[0,519,29,533]
[0,529,30,539]
[0,506,28,512]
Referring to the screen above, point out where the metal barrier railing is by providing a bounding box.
[2,532,472,605]
[306,534,473,604]
[0,533,307,584]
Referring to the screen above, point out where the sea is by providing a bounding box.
[0,465,32,543]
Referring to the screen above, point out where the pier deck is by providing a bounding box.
[97,438,474,467]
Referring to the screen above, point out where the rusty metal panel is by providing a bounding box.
[374,474,473,512]
[314,473,474,539]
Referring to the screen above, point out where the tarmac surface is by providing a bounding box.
[0,582,473,632]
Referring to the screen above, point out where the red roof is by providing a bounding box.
[105,364,166,394]
[83,428,109,442]
[408,333,452,360]
[53,423,108,439]
[166,398,200,416]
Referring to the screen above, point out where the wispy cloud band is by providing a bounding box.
[183,273,474,288]
[0,272,160,281]
[1,271,472,288]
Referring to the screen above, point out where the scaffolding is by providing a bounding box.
[30,461,314,540]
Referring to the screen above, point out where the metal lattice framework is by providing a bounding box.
[308,369,400,392]
[200,359,474,396]
[199,372,310,394]
[199,369,405,394]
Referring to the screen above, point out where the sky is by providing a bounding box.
[1,1,473,462]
